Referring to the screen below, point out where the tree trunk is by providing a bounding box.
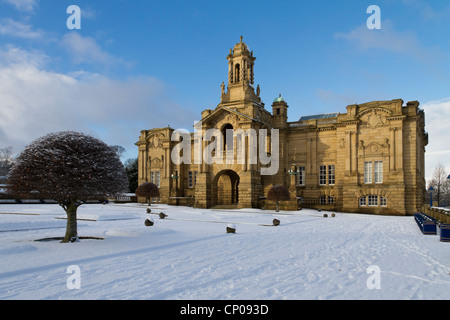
[276,201,280,212]
[62,202,79,243]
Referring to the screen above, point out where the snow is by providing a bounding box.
[0,203,449,300]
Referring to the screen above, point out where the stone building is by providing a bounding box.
[136,37,428,215]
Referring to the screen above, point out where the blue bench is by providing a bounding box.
[440,224,450,242]
[414,212,437,235]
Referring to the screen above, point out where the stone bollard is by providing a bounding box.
[145,217,154,227]
[226,224,236,234]
[159,212,167,219]
[273,218,280,226]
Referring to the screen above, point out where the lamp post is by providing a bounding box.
[428,186,434,208]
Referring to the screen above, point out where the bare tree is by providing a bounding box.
[110,145,126,159]
[135,182,160,206]
[428,163,450,207]
[267,185,291,212]
[7,132,128,243]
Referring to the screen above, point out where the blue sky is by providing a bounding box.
[0,0,449,181]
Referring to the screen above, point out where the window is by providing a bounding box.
[319,195,334,205]
[328,165,335,185]
[359,197,366,207]
[374,161,383,184]
[368,195,378,206]
[151,171,160,187]
[276,108,280,115]
[328,196,334,205]
[365,161,383,184]
[360,195,387,207]
[364,162,373,184]
[319,164,336,186]
[298,166,306,186]
[319,165,327,185]
[188,171,194,188]
[188,171,198,188]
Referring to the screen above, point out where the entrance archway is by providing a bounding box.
[213,170,240,206]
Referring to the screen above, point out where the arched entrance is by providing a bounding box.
[213,170,240,206]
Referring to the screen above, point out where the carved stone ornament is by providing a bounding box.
[361,110,388,129]
[148,134,163,149]
[151,157,162,168]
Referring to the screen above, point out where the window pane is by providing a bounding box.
[380,196,387,207]
[359,197,366,206]
[374,161,383,183]
[328,165,335,185]
[188,171,193,188]
[364,162,373,184]
[368,195,378,206]
[298,166,305,186]
[319,165,327,185]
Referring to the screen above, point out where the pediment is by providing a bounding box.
[196,106,258,129]
[150,157,163,168]
[358,139,390,157]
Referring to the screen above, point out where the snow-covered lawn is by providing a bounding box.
[0,203,449,300]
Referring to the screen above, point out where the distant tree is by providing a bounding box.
[428,163,450,207]
[124,158,138,193]
[7,132,128,243]
[0,146,14,177]
[267,185,291,212]
[135,182,160,206]
[110,145,126,159]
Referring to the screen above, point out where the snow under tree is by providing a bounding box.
[7,131,128,243]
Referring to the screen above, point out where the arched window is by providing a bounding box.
[222,124,233,151]
[235,64,240,83]
[359,195,388,207]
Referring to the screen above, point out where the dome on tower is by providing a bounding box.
[233,35,250,53]
[273,94,286,103]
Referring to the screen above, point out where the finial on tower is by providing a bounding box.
[240,35,243,43]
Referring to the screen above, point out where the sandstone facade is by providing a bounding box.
[136,38,428,215]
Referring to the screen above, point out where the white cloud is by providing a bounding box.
[0,18,44,39]
[61,33,128,67]
[0,46,193,159]
[401,0,450,21]
[421,98,450,181]
[334,20,444,63]
[3,0,37,12]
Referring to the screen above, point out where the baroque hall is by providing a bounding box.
[136,37,427,215]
